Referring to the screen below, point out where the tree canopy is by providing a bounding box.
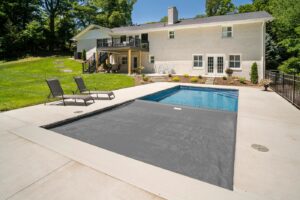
[0,0,137,59]
[238,0,300,74]
[205,0,235,16]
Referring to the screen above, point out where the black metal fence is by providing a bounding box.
[265,70,300,109]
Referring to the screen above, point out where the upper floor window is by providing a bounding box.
[193,55,203,67]
[222,26,232,38]
[120,35,126,43]
[229,55,240,68]
[169,31,175,39]
[122,56,128,65]
[149,56,155,64]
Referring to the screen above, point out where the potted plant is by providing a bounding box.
[225,68,233,77]
[259,79,272,91]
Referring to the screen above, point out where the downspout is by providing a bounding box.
[262,21,266,79]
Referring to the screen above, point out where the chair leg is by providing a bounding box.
[44,94,51,105]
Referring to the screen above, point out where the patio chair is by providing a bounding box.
[74,76,115,100]
[46,79,94,106]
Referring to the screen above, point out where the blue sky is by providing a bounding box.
[132,0,252,24]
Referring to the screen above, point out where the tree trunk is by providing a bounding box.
[49,14,55,52]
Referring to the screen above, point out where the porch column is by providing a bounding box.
[106,53,110,64]
[95,49,99,67]
[128,49,132,74]
[139,50,142,67]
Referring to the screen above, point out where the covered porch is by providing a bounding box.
[98,47,148,74]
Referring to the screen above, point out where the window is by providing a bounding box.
[149,56,155,64]
[120,35,126,43]
[97,39,108,47]
[229,55,240,68]
[141,33,148,43]
[222,26,232,38]
[169,31,175,39]
[193,55,203,67]
[122,56,128,65]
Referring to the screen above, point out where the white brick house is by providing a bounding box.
[71,7,273,80]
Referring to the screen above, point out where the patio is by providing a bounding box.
[0,82,300,200]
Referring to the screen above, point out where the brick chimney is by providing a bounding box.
[168,6,178,25]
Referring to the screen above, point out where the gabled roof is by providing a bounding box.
[71,11,273,39]
[71,24,111,41]
[111,11,273,33]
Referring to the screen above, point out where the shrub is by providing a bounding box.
[222,76,227,80]
[143,76,149,81]
[142,74,145,77]
[183,74,189,78]
[190,77,198,83]
[278,57,300,75]
[225,68,233,76]
[239,77,246,84]
[82,49,86,61]
[136,66,144,74]
[172,76,180,82]
[198,75,202,79]
[250,62,258,84]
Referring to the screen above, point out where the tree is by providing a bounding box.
[265,33,282,70]
[278,57,300,75]
[195,14,207,18]
[160,16,168,22]
[73,1,98,28]
[205,0,235,16]
[91,0,137,28]
[238,4,256,13]
[41,0,60,52]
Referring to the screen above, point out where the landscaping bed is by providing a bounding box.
[214,77,258,87]
[135,75,207,85]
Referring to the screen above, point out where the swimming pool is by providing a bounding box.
[140,86,239,112]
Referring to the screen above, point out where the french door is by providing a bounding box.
[207,56,214,75]
[207,55,224,75]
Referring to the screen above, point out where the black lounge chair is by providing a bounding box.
[46,78,94,106]
[74,76,115,100]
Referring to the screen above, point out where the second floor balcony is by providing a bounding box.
[97,37,149,51]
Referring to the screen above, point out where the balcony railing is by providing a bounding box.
[97,38,149,50]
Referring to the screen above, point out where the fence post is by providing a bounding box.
[274,72,278,92]
[282,73,284,95]
[292,73,296,104]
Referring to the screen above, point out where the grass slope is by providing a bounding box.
[0,56,135,111]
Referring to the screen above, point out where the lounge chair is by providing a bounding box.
[74,76,115,100]
[46,79,94,106]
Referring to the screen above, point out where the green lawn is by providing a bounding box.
[0,56,135,111]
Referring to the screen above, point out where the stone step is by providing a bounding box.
[150,77,168,82]
[205,77,215,85]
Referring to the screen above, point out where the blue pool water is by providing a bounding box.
[140,86,238,112]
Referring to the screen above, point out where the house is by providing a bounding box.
[71,7,273,80]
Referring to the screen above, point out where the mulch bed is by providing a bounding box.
[135,75,260,87]
[214,77,258,87]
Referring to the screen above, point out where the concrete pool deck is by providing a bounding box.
[1,82,300,200]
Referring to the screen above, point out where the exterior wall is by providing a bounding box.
[76,29,110,58]
[145,22,264,80]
